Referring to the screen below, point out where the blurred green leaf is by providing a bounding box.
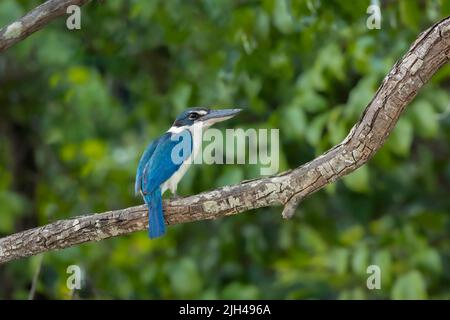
[222,283,260,299]
[387,118,413,156]
[216,166,244,187]
[412,248,442,275]
[305,113,328,146]
[399,0,422,29]
[0,191,26,233]
[168,258,203,298]
[298,225,327,253]
[330,247,350,275]
[391,271,427,300]
[282,104,307,139]
[351,245,369,276]
[339,225,365,246]
[343,165,370,193]
[373,250,392,286]
[273,0,294,34]
[411,100,438,138]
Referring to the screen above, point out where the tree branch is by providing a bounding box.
[0,0,90,53]
[1,16,450,264]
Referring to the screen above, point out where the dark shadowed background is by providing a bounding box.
[0,0,449,299]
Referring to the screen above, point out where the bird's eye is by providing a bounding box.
[188,112,199,120]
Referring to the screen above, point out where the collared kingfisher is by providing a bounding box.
[135,107,241,238]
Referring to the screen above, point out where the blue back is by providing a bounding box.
[135,140,158,195]
[136,130,193,194]
[135,128,193,238]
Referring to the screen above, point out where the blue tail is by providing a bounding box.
[143,188,166,239]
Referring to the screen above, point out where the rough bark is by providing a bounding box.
[0,0,90,53]
[1,11,449,264]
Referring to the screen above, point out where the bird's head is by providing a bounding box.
[172,107,241,128]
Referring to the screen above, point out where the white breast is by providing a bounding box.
[161,123,203,195]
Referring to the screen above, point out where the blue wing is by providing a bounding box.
[141,130,193,194]
[135,139,158,195]
[136,129,192,238]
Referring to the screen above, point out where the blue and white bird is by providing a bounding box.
[135,107,241,238]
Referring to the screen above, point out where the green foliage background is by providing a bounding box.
[0,0,449,299]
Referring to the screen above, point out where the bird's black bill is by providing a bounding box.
[202,108,242,122]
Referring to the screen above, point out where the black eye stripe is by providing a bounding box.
[189,112,199,119]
